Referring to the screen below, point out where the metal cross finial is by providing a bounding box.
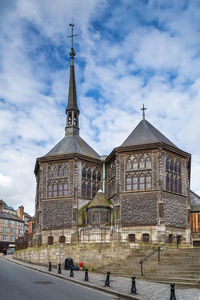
[67,22,78,57]
[141,104,147,120]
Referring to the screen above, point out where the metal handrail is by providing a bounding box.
[139,235,180,276]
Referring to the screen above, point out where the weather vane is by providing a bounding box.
[141,104,147,120]
[67,21,78,57]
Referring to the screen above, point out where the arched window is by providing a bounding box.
[74,113,77,125]
[92,184,97,198]
[48,168,53,178]
[133,158,138,170]
[97,171,101,182]
[53,184,57,196]
[133,174,138,190]
[63,167,68,177]
[178,165,181,175]
[174,161,178,174]
[179,178,182,194]
[47,184,53,197]
[68,112,72,125]
[127,159,132,171]
[139,157,145,169]
[58,167,63,177]
[92,170,96,181]
[170,160,173,172]
[146,157,151,169]
[63,183,67,195]
[82,182,86,197]
[87,168,91,179]
[139,173,145,190]
[166,157,170,171]
[146,173,152,189]
[58,182,68,196]
[58,183,63,196]
[87,183,91,198]
[126,175,132,191]
[82,167,86,179]
[174,177,178,193]
[53,167,57,177]
[170,175,173,192]
[166,174,169,191]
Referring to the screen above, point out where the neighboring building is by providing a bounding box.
[0,200,32,252]
[190,191,200,246]
[33,38,192,246]
[0,212,24,252]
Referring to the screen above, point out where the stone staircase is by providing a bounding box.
[94,246,200,288]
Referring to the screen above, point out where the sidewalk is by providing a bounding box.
[2,255,200,300]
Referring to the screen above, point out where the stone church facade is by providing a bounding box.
[33,43,191,246]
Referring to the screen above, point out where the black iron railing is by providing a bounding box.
[139,235,181,276]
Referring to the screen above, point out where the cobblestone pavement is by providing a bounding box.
[2,255,200,300]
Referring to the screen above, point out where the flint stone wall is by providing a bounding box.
[120,192,158,226]
[42,199,73,230]
[163,192,187,228]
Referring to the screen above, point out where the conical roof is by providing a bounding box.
[44,135,100,159]
[88,190,111,208]
[120,119,177,148]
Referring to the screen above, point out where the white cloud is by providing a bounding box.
[1,0,200,214]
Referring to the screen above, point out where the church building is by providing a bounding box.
[33,32,191,246]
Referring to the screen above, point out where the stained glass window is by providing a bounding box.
[139,157,145,169]
[82,182,86,197]
[127,159,132,171]
[146,157,151,169]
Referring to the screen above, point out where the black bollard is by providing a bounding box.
[105,271,110,287]
[84,268,89,281]
[70,266,74,277]
[58,263,61,274]
[170,283,176,300]
[131,276,137,294]
[48,262,52,272]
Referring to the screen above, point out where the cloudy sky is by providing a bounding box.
[0,0,200,215]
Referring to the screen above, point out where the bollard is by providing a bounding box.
[70,266,74,277]
[131,276,137,294]
[170,283,176,300]
[105,271,110,287]
[84,268,89,281]
[58,263,61,274]
[48,262,52,272]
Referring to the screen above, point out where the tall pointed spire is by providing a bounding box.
[65,23,80,136]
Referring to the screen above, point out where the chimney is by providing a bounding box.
[0,200,4,212]
[18,205,24,220]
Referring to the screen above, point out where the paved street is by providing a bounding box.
[1,256,200,300]
[0,259,120,300]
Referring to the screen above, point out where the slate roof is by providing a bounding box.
[0,212,24,222]
[88,190,111,208]
[190,190,200,211]
[44,135,100,159]
[120,119,177,148]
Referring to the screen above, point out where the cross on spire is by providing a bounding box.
[141,104,147,120]
[67,22,78,57]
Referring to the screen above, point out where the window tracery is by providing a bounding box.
[47,163,68,198]
[81,165,102,199]
[165,156,182,194]
[125,154,152,191]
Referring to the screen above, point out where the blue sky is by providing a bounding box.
[0,0,200,214]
